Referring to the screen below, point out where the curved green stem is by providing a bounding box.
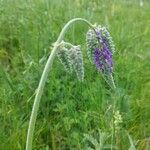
[26,18,95,150]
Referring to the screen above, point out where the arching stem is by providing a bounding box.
[26,18,96,150]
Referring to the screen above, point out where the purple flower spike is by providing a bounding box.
[94,28,114,73]
[94,34,113,73]
[94,47,113,73]
[94,48,104,72]
[86,25,116,88]
[86,25,115,74]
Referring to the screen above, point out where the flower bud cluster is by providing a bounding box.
[68,45,84,81]
[57,44,72,72]
[57,42,84,81]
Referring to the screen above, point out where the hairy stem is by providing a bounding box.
[26,18,95,150]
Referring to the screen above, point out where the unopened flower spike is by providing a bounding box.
[56,41,73,72]
[56,41,84,81]
[68,45,84,81]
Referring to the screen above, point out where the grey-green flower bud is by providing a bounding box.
[68,45,84,81]
[57,44,72,72]
[57,42,84,81]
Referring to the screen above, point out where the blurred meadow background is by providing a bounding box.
[0,0,150,149]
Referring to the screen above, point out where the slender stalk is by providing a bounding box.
[26,18,95,150]
[110,74,116,150]
[111,74,116,89]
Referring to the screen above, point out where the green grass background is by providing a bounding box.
[0,0,150,149]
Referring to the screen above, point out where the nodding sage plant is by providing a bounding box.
[26,18,116,150]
